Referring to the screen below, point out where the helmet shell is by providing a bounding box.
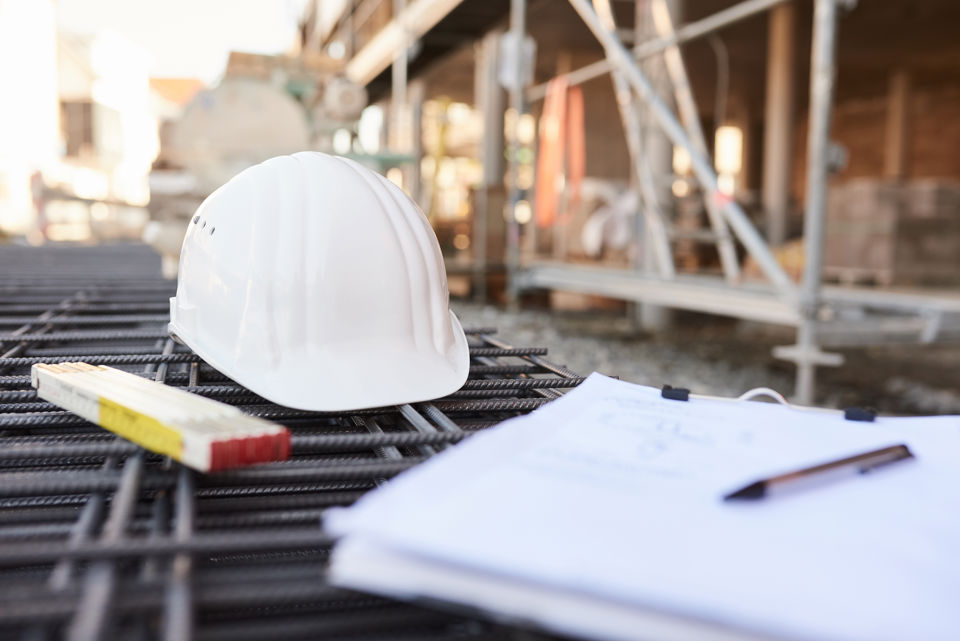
[169,152,469,411]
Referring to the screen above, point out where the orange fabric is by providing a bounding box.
[534,78,586,228]
[535,77,567,228]
[564,85,586,223]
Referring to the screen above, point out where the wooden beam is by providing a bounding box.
[345,0,466,86]
[883,68,911,180]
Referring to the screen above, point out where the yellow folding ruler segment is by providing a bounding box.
[32,363,290,472]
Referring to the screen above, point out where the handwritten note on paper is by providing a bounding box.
[327,374,960,641]
[511,376,907,495]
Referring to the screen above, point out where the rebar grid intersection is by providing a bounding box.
[0,245,579,641]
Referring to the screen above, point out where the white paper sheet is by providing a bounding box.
[326,374,960,641]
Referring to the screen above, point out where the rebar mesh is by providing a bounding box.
[0,244,579,641]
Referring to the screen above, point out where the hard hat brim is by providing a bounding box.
[170,304,470,412]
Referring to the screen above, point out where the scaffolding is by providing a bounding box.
[352,0,960,405]
[487,0,960,404]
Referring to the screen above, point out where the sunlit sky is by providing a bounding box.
[56,0,310,83]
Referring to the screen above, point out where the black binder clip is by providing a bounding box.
[844,407,876,422]
[661,385,690,402]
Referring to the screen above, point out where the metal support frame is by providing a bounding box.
[505,0,527,307]
[353,0,958,405]
[473,32,506,302]
[528,0,793,102]
[612,70,676,280]
[562,0,824,400]
[0,244,588,640]
[649,0,741,282]
[633,0,675,330]
[409,79,425,204]
[567,0,797,297]
[505,0,960,404]
[762,2,797,246]
[598,0,675,279]
[391,0,409,144]
[791,0,842,403]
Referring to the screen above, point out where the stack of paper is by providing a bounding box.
[326,374,960,641]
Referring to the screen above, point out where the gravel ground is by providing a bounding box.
[452,301,960,415]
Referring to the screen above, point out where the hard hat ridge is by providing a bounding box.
[335,155,453,355]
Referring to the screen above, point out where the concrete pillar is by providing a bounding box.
[390,0,408,152]
[473,31,507,301]
[762,2,796,247]
[636,0,678,331]
[476,32,506,189]
[883,68,911,180]
[504,0,527,307]
[409,79,425,206]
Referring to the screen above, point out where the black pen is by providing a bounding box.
[724,444,915,501]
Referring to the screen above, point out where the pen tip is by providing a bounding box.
[724,481,766,501]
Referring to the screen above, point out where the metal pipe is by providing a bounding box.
[707,35,730,136]
[795,0,841,404]
[530,0,793,102]
[391,0,408,153]
[608,42,675,278]
[636,104,677,279]
[0,529,336,566]
[47,460,113,591]
[162,468,195,641]
[473,184,489,302]
[505,0,527,306]
[650,0,741,282]
[476,333,581,379]
[398,404,439,455]
[762,2,797,246]
[409,79,425,204]
[567,0,798,297]
[473,31,505,303]
[0,345,547,367]
[633,0,674,330]
[67,454,144,641]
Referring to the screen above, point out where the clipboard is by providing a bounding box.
[326,374,960,641]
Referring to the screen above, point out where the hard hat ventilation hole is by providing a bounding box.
[201,221,206,229]
[193,216,200,224]
[209,227,215,235]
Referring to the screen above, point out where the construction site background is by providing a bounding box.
[1,0,958,405]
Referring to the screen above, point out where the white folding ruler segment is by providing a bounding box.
[32,363,290,472]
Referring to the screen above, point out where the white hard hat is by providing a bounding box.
[169,152,470,411]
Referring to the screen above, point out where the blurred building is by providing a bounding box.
[142,48,358,275]
[0,0,59,235]
[52,32,158,202]
[0,0,163,241]
[150,77,205,170]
